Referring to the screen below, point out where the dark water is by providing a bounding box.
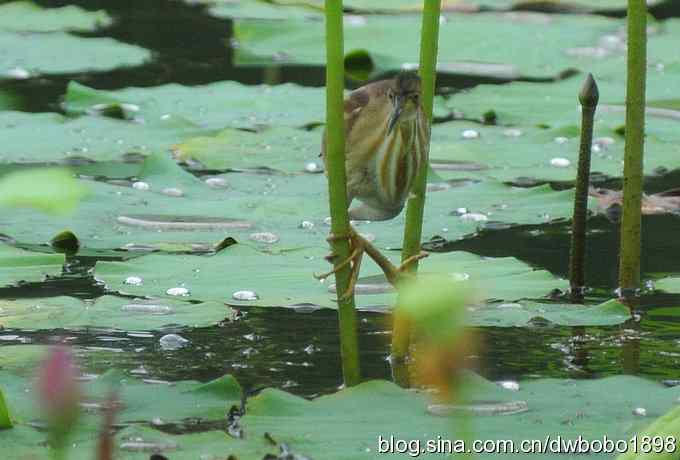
[2,0,680,397]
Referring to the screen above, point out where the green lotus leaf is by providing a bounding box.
[94,243,628,326]
[0,295,234,331]
[1,370,678,459]
[63,80,329,131]
[0,31,150,77]
[0,243,64,286]
[233,12,619,80]
[0,1,112,33]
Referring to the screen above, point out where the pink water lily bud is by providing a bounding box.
[37,346,81,435]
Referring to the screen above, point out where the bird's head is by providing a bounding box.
[387,72,421,134]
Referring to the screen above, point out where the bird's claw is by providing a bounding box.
[396,251,429,275]
[314,230,365,300]
[314,231,429,300]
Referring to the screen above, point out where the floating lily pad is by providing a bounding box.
[0,296,234,331]
[89,370,243,423]
[0,148,590,252]
[0,368,242,433]
[474,0,671,12]
[1,369,679,459]
[653,277,680,294]
[202,0,322,20]
[0,243,64,286]
[438,64,680,182]
[239,375,676,460]
[64,80,329,131]
[95,243,571,313]
[0,345,49,376]
[0,31,150,76]
[0,110,204,164]
[449,70,680,128]
[468,299,630,327]
[172,126,319,173]
[267,0,670,14]
[234,13,619,79]
[427,120,680,184]
[0,1,112,33]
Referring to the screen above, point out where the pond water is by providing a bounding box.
[2,0,680,401]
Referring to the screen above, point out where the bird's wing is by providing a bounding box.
[320,87,370,159]
[344,87,370,135]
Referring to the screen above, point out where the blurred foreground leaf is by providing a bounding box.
[617,405,680,460]
[397,274,472,343]
[0,387,12,429]
[0,169,87,215]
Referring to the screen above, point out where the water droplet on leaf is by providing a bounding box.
[205,177,227,188]
[304,161,323,173]
[6,67,30,79]
[498,303,522,309]
[249,232,279,244]
[498,381,520,391]
[460,212,488,222]
[461,129,480,139]
[632,407,647,416]
[503,128,522,137]
[232,290,259,301]
[159,334,189,351]
[124,276,143,286]
[550,158,571,168]
[166,287,189,297]
[162,187,184,197]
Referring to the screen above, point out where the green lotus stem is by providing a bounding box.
[619,0,647,293]
[569,74,599,302]
[0,387,12,430]
[392,0,442,361]
[324,0,361,386]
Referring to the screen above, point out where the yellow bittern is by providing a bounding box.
[318,72,429,297]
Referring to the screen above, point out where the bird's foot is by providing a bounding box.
[314,229,364,300]
[396,251,430,276]
[315,227,430,300]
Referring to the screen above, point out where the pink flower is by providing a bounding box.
[36,346,81,444]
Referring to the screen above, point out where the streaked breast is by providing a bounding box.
[377,115,424,206]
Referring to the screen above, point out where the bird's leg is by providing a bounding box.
[346,203,428,280]
[360,235,429,285]
[314,230,365,300]
[315,227,429,299]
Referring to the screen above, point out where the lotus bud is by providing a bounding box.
[37,346,81,454]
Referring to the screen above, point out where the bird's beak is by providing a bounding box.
[387,95,405,134]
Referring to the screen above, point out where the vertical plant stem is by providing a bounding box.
[392,0,441,361]
[619,0,647,292]
[324,0,360,386]
[0,387,12,429]
[569,74,598,303]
